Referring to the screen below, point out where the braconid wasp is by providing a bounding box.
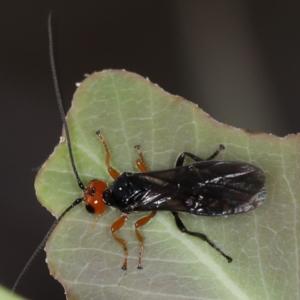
[13,13,267,293]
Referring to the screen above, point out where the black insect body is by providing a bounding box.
[104,161,266,216]
[84,141,266,267]
[12,13,267,292]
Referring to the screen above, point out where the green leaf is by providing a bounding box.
[35,70,300,299]
[0,285,27,300]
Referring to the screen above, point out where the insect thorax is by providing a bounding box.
[103,172,146,213]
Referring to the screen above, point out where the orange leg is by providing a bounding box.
[96,130,120,179]
[134,211,156,269]
[134,145,149,172]
[97,131,129,268]
[111,214,128,270]
[88,215,101,236]
[134,145,156,268]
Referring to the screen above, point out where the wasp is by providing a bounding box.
[13,13,266,292]
[82,132,266,269]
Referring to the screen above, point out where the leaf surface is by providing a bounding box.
[35,70,300,300]
[0,285,27,300]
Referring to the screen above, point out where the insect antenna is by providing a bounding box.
[12,13,86,292]
[12,198,83,291]
[48,12,85,192]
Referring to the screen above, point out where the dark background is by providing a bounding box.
[1,1,300,299]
